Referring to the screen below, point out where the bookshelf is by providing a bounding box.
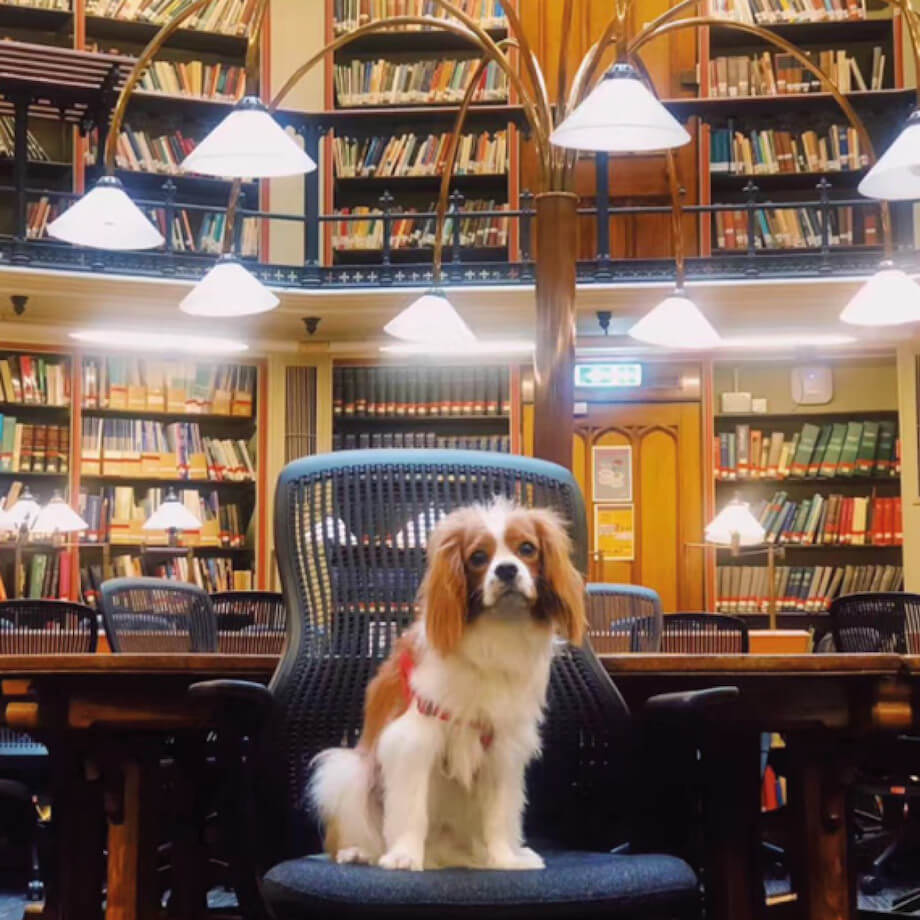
[695,0,909,257]
[332,363,517,453]
[322,0,520,267]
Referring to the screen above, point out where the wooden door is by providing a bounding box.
[573,402,705,612]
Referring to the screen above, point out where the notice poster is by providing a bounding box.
[594,504,635,561]
[592,445,632,502]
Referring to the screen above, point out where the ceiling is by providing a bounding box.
[0,263,911,357]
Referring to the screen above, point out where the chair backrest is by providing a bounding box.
[264,450,633,859]
[98,577,217,653]
[660,612,749,653]
[586,583,663,653]
[829,592,917,653]
[211,591,286,654]
[0,599,97,654]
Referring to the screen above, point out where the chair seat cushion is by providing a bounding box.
[262,849,698,919]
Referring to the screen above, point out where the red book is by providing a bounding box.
[713,436,722,481]
[895,497,903,545]
[839,498,852,545]
[57,549,72,601]
[762,764,779,812]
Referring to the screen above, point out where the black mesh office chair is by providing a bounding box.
[829,592,915,654]
[0,600,98,902]
[98,578,217,653]
[659,613,750,654]
[189,451,748,919]
[586,583,662,653]
[210,591,286,654]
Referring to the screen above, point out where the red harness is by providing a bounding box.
[399,649,493,750]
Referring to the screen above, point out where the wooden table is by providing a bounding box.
[602,654,912,920]
[0,655,278,920]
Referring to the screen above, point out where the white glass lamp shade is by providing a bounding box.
[840,262,920,326]
[858,110,920,201]
[628,288,721,349]
[0,507,16,535]
[384,289,475,344]
[550,62,691,153]
[180,254,279,317]
[31,495,88,535]
[143,497,202,532]
[8,488,41,530]
[705,500,766,547]
[181,96,317,179]
[47,176,164,250]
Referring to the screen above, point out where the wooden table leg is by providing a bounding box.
[701,727,765,920]
[787,738,855,920]
[105,755,160,920]
[42,742,105,920]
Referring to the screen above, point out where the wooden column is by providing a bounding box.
[532,191,578,470]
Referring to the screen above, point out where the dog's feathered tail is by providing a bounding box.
[310,748,385,862]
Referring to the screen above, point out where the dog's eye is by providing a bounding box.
[518,541,537,558]
[469,550,490,567]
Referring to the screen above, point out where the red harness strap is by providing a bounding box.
[399,649,493,749]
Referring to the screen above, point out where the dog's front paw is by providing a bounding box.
[486,844,545,870]
[379,845,424,871]
[335,847,373,865]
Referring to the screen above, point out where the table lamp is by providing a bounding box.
[703,497,783,630]
[8,486,41,536]
[30,491,89,540]
[142,487,202,546]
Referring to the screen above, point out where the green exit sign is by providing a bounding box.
[575,363,642,388]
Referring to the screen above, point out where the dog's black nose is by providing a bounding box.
[494,563,518,583]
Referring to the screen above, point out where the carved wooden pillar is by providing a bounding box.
[532,191,578,470]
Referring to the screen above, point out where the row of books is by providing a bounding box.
[715,419,898,480]
[0,420,69,475]
[79,486,249,546]
[105,125,196,176]
[138,59,245,102]
[0,116,50,162]
[80,419,256,482]
[81,358,255,416]
[762,764,787,812]
[333,432,511,452]
[708,48,885,98]
[85,0,256,35]
[334,365,510,417]
[332,200,508,250]
[713,205,878,250]
[333,0,506,32]
[0,355,69,406]
[333,130,508,179]
[22,551,71,601]
[145,208,259,258]
[26,197,61,241]
[752,492,901,545]
[4,0,70,9]
[716,564,903,614]
[334,59,508,107]
[710,0,866,25]
[710,126,868,176]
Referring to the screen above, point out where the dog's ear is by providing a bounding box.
[418,510,470,657]
[531,509,585,645]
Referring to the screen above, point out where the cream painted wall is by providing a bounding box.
[265,0,326,265]
[713,356,898,415]
[897,345,920,591]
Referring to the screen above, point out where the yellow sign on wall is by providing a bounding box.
[594,504,635,561]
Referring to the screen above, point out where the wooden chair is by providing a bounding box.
[660,613,749,654]
[210,591,286,655]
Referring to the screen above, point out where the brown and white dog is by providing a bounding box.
[310,499,585,871]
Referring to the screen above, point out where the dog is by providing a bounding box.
[310,499,585,872]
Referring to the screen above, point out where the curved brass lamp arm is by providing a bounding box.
[665,151,686,286]
[104,0,213,171]
[630,15,892,254]
[901,4,920,105]
[268,16,550,171]
[491,1,554,144]
[556,0,576,121]
[243,0,270,94]
[571,7,629,116]
[221,178,243,254]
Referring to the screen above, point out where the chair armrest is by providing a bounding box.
[188,679,273,735]
[643,686,740,720]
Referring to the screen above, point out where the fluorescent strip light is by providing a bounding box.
[380,340,534,356]
[719,333,858,348]
[70,329,248,354]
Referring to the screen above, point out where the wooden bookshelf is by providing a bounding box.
[322,0,520,267]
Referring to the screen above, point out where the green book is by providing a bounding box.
[855,421,880,476]
[0,414,15,473]
[789,423,821,478]
[875,421,897,477]
[807,425,833,477]
[819,423,848,477]
[28,553,46,600]
[837,421,864,477]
